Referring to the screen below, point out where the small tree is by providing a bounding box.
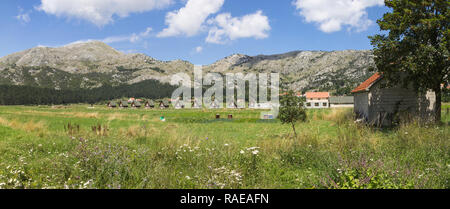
[279,91,307,138]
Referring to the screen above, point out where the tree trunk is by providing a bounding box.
[291,123,297,138]
[434,88,442,123]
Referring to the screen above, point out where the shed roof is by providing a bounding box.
[329,96,354,104]
[352,73,383,93]
[305,92,330,99]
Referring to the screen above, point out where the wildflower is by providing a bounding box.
[185,176,191,180]
[252,150,259,155]
[224,144,229,147]
[240,150,245,154]
[38,144,42,147]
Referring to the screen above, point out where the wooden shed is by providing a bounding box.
[352,73,436,126]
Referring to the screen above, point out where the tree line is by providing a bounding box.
[0,80,178,105]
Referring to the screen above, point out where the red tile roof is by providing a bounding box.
[305,92,330,99]
[352,72,383,93]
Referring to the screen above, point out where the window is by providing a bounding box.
[315,103,319,107]
[306,103,311,107]
[323,103,327,107]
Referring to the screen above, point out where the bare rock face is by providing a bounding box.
[0,41,376,93]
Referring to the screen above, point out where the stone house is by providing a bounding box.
[352,72,436,126]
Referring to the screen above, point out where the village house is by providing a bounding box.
[131,101,142,108]
[329,96,354,108]
[253,102,273,109]
[352,72,437,126]
[249,101,256,109]
[107,101,117,108]
[119,101,129,108]
[236,99,246,109]
[145,100,155,109]
[192,98,202,109]
[209,99,221,109]
[159,99,170,109]
[304,92,330,109]
[173,99,185,109]
[227,100,237,109]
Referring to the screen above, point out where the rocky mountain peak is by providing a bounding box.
[0,42,376,94]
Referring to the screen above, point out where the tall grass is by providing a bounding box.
[0,106,448,189]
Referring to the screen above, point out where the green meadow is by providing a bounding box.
[0,105,448,189]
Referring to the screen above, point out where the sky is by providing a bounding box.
[0,0,389,65]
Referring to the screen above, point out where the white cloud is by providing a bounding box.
[16,7,31,24]
[37,0,173,26]
[293,0,384,33]
[64,27,153,45]
[157,0,224,37]
[103,27,153,44]
[206,10,270,44]
[195,46,203,53]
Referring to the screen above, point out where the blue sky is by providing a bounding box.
[0,0,389,65]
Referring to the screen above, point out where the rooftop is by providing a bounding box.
[329,96,354,104]
[352,72,383,93]
[305,92,330,99]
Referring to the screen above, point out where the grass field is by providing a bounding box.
[0,105,448,189]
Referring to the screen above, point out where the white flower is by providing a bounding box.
[224,144,229,147]
[240,150,245,154]
[252,150,259,155]
[185,176,191,180]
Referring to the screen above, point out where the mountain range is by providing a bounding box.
[0,41,376,95]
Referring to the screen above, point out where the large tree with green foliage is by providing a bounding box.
[369,0,449,122]
[279,91,307,138]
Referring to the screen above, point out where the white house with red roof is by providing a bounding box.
[352,73,437,126]
[304,92,330,109]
